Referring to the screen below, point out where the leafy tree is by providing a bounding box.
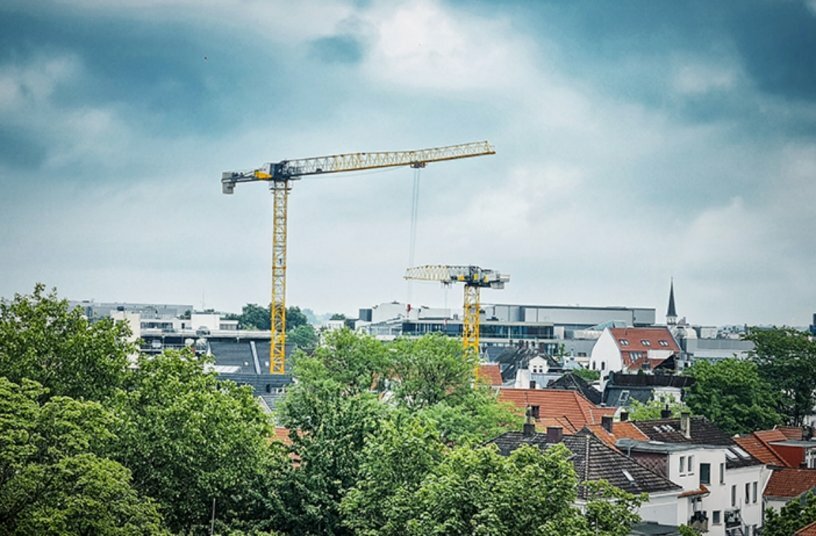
[684,359,781,435]
[112,350,286,533]
[0,284,132,402]
[329,313,346,321]
[763,491,816,536]
[0,377,166,535]
[572,368,601,382]
[286,306,309,331]
[341,413,446,536]
[583,480,645,536]
[288,324,318,353]
[238,303,270,330]
[628,395,689,421]
[390,334,475,409]
[747,327,816,426]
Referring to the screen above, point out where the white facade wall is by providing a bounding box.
[664,448,767,536]
[589,328,623,389]
[191,313,220,332]
[637,491,685,527]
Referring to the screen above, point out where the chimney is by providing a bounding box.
[523,406,536,437]
[529,380,536,389]
[680,412,691,439]
[546,426,563,443]
[601,415,613,433]
[660,404,672,419]
[620,410,629,422]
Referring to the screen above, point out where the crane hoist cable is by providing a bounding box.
[222,141,496,374]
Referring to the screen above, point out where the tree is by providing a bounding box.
[238,303,270,330]
[341,413,446,536]
[288,324,318,353]
[684,359,781,435]
[390,334,475,409]
[286,306,309,331]
[747,327,816,426]
[628,395,689,421]
[583,480,645,536]
[329,313,346,321]
[0,284,132,402]
[763,491,816,536]
[0,377,166,535]
[112,350,286,533]
[572,368,601,382]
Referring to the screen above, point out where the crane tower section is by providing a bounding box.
[222,142,495,375]
[404,265,509,357]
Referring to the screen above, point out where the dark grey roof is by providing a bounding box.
[667,281,676,318]
[631,417,762,469]
[488,431,680,498]
[603,386,654,407]
[607,372,694,388]
[630,521,681,536]
[547,372,603,405]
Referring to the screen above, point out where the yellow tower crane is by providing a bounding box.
[404,264,509,360]
[222,141,495,374]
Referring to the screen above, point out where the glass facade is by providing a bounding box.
[401,321,555,340]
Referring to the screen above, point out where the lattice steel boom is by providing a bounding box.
[222,142,495,374]
[404,264,509,360]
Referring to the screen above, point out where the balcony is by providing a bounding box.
[689,511,708,533]
[724,509,742,528]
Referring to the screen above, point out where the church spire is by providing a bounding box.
[666,279,677,326]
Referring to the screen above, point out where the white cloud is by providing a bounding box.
[671,61,741,95]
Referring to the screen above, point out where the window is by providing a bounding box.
[731,485,736,507]
[619,339,630,346]
[619,390,630,404]
[641,339,651,346]
[719,463,725,484]
[530,405,540,419]
[658,340,669,347]
[601,361,606,371]
[745,482,750,503]
[688,455,694,474]
[713,511,721,525]
[700,463,711,485]
[680,456,686,474]
[752,481,757,503]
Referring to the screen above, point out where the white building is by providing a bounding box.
[589,326,680,389]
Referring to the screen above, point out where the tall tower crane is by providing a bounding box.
[404,265,509,358]
[222,141,495,374]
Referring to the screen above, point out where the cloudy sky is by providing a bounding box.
[1,0,814,326]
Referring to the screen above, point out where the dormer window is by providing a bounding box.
[619,339,630,346]
[641,340,651,346]
[658,340,669,347]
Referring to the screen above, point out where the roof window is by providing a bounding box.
[619,339,630,346]
[641,340,651,346]
[658,340,669,347]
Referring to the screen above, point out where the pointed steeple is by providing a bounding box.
[666,279,677,326]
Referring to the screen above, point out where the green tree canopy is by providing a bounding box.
[684,359,781,435]
[627,395,689,421]
[0,377,166,535]
[747,327,816,426]
[288,324,319,353]
[0,284,132,402]
[286,306,309,331]
[763,491,816,536]
[112,350,287,533]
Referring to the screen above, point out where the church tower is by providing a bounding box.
[666,279,677,326]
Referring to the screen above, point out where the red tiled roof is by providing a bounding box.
[538,416,578,434]
[498,388,615,431]
[777,426,804,440]
[585,421,649,451]
[796,521,816,536]
[609,327,679,369]
[764,468,816,499]
[273,426,293,445]
[478,363,503,386]
[734,435,787,466]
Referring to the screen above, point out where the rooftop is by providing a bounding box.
[764,468,816,499]
[498,388,615,431]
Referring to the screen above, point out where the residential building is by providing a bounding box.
[602,371,694,408]
[763,468,816,511]
[734,427,816,469]
[489,426,684,528]
[589,326,680,389]
[605,415,769,536]
[497,388,615,433]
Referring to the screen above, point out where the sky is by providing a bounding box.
[1,0,815,326]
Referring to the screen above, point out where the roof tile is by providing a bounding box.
[764,468,816,499]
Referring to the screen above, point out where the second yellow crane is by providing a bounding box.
[222,141,495,374]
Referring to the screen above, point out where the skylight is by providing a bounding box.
[731,446,751,459]
[641,340,651,346]
[724,450,738,460]
[622,469,635,482]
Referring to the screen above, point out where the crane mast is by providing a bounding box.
[404,264,509,362]
[222,142,495,374]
